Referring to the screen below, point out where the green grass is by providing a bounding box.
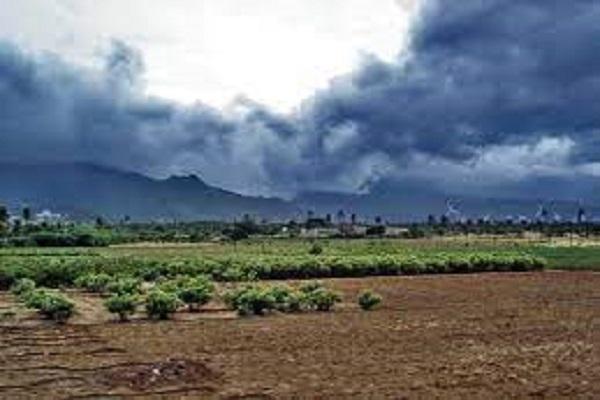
[529,246,600,271]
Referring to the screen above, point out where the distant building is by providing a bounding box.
[384,227,410,237]
[300,227,340,238]
[34,209,63,224]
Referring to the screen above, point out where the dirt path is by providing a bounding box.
[1,272,599,399]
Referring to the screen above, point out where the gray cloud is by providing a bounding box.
[2,0,600,200]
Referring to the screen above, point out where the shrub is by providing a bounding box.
[282,291,303,313]
[40,294,75,322]
[145,290,180,320]
[303,287,341,312]
[157,275,196,293]
[10,278,36,298]
[25,290,74,323]
[106,278,142,296]
[308,243,324,256]
[358,291,382,311]
[176,276,214,311]
[30,262,80,288]
[267,284,303,313]
[299,280,325,294]
[74,273,112,293]
[224,285,276,316]
[105,294,138,322]
[24,289,51,309]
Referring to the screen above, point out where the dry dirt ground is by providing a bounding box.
[1,271,600,399]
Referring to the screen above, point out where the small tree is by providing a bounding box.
[0,204,8,235]
[268,284,303,313]
[145,290,179,320]
[224,285,276,316]
[300,282,341,312]
[39,293,75,323]
[304,287,341,311]
[105,294,138,322]
[25,290,75,323]
[11,278,36,298]
[308,242,323,255]
[22,207,31,222]
[106,278,142,296]
[0,205,8,224]
[177,276,214,312]
[75,273,113,293]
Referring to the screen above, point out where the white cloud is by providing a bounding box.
[0,0,415,112]
[396,136,578,191]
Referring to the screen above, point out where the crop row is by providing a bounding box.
[0,252,545,290]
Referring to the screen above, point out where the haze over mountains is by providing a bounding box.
[1,162,597,222]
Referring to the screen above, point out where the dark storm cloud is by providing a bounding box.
[305,0,600,164]
[0,40,291,193]
[2,0,600,197]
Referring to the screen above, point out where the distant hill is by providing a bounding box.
[1,162,598,222]
[0,162,294,221]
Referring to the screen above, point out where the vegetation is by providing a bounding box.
[106,278,142,296]
[223,281,342,315]
[224,285,277,316]
[0,244,547,291]
[105,294,138,322]
[301,283,341,312]
[268,284,302,313]
[2,208,600,249]
[10,278,36,297]
[23,289,75,323]
[358,291,382,311]
[145,290,180,320]
[175,276,214,311]
[75,273,112,293]
[308,243,324,255]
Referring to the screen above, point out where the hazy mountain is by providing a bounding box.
[1,162,598,222]
[0,162,294,221]
[297,177,600,223]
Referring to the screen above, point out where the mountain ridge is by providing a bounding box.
[0,162,598,222]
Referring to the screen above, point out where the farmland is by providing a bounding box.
[1,238,600,398]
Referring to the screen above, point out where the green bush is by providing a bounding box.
[24,290,74,323]
[176,276,214,311]
[303,287,341,312]
[106,278,142,296]
[24,289,50,309]
[308,243,324,255]
[267,285,303,313]
[358,291,382,311]
[10,278,36,298]
[74,273,112,293]
[0,248,547,291]
[145,290,180,320]
[224,285,276,316]
[105,294,138,322]
[299,280,325,294]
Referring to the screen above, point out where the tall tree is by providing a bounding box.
[0,204,8,235]
[22,206,31,222]
[0,205,8,224]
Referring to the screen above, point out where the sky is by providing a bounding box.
[0,0,415,111]
[1,0,600,200]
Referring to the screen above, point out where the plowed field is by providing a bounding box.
[2,272,599,399]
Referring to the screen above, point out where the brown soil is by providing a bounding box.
[1,271,600,399]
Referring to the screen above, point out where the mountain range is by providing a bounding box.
[0,162,598,222]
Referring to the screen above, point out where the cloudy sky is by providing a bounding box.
[1,0,600,199]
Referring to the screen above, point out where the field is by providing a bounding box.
[1,238,600,399]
